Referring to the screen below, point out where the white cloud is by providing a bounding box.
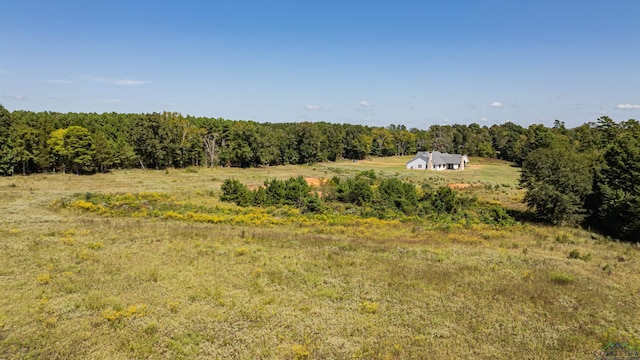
[304,104,320,110]
[115,79,149,86]
[599,110,607,114]
[86,76,149,86]
[159,102,180,108]
[45,79,75,84]
[2,95,26,100]
[616,104,640,109]
[356,100,374,113]
[481,117,488,122]
[489,101,503,108]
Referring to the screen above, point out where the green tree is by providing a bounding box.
[48,128,69,173]
[295,122,326,164]
[376,178,419,214]
[520,140,593,225]
[64,126,95,174]
[490,122,525,162]
[343,124,372,160]
[591,131,640,241]
[227,121,258,167]
[131,113,177,169]
[336,178,374,206]
[284,176,311,206]
[371,127,395,156]
[428,125,454,153]
[422,186,459,214]
[113,137,137,169]
[0,105,14,175]
[11,126,40,175]
[515,124,554,166]
[253,125,280,166]
[220,178,252,206]
[92,131,115,172]
[319,122,344,161]
[263,178,286,205]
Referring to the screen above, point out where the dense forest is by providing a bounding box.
[0,105,638,241]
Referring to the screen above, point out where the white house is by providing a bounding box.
[406,151,469,171]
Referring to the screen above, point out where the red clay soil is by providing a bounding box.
[447,183,472,189]
[305,177,325,187]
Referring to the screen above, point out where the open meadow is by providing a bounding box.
[1,157,638,359]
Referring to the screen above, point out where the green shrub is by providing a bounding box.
[377,178,419,215]
[300,195,325,214]
[550,272,574,284]
[356,169,377,181]
[336,178,373,206]
[567,249,581,259]
[568,249,591,261]
[220,179,252,206]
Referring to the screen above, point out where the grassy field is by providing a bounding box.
[1,158,638,359]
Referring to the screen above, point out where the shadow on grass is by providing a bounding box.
[508,209,638,244]
[507,208,547,225]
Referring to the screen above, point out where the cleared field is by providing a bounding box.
[0,159,638,359]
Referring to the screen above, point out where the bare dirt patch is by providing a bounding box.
[305,177,325,187]
[448,183,473,190]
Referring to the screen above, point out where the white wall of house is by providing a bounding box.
[406,158,427,170]
[407,152,468,171]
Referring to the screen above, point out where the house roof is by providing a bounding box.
[408,153,429,163]
[407,151,469,165]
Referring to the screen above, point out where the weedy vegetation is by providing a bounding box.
[0,158,638,359]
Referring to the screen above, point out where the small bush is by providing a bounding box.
[550,272,574,284]
[359,301,379,314]
[300,195,325,214]
[87,241,104,250]
[251,268,264,278]
[356,169,377,181]
[167,301,180,313]
[37,274,51,285]
[555,233,575,244]
[568,249,581,259]
[102,304,147,323]
[220,179,252,206]
[568,249,591,261]
[43,317,57,328]
[291,344,311,359]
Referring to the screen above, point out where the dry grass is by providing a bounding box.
[0,161,638,359]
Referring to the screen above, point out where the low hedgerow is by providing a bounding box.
[220,175,515,226]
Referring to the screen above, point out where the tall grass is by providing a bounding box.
[0,161,638,359]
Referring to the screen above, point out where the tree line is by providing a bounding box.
[0,105,609,174]
[1,105,637,240]
[519,117,639,242]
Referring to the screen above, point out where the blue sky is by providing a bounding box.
[1,0,639,128]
